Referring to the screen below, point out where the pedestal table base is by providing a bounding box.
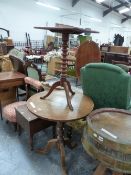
[93,164,124,175]
[36,122,72,175]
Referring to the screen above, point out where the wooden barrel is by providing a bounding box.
[82,108,131,174]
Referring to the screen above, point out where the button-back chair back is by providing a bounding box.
[25,62,45,81]
[25,62,45,97]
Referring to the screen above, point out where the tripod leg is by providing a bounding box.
[0,101,3,120]
[93,164,107,175]
[59,142,67,175]
[36,139,57,154]
[63,82,73,110]
[65,80,75,95]
[40,81,61,99]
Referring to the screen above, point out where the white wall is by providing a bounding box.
[0,0,131,46]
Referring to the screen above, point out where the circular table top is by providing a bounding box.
[87,108,131,144]
[27,90,94,122]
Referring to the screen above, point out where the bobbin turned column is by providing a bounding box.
[40,32,75,110]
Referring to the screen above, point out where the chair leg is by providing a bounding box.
[0,101,3,120]
[29,134,34,151]
[14,123,17,132]
[16,88,19,101]
[17,124,22,136]
[93,164,107,175]
[52,124,56,138]
[66,126,73,140]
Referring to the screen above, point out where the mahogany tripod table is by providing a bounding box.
[27,89,94,175]
[34,26,98,110]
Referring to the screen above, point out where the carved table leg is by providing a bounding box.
[36,121,67,175]
[63,81,74,110]
[36,138,57,154]
[40,81,61,99]
[93,164,107,175]
[30,134,34,151]
[57,121,67,175]
[40,79,75,111]
[64,79,75,95]
[0,100,3,120]
[112,172,123,175]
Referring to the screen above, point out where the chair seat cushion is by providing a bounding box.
[24,77,43,90]
[3,101,27,122]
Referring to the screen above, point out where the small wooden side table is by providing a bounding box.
[27,90,94,175]
[16,104,55,150]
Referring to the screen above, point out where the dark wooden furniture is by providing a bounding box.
[0,28,14,53]
[82,108,131,175]
[25,62,46,81]
[0,71,25,89]
[0,71,25,119]
[16,104,55,150]
[9,55,25,74]
[34,26,98,110]
[104,52,129,63]
[27,89,94,175]
[112,60,131,73]
[75,40,101,77]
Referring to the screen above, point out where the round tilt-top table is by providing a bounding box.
[34,26,98,110]
[27,89,94,175]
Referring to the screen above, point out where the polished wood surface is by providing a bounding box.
[104,52,129,63]
[27,90,94,122]
[105,51,129,56]
[0,71,25,89]
[75,40,101,77]
[34,26,99,34]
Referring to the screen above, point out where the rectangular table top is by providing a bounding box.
[0,71,25,89]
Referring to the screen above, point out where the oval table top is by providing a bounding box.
[27,89,94,122]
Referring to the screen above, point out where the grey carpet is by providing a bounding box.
[0,120,99,175]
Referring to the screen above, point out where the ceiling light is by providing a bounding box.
[36,1,60,11]
[119,8,130,14]
[90,17,102,22]
[96,0,105,3]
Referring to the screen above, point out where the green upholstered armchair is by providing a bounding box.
[67,62,131,137]
[81,63,131,110]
